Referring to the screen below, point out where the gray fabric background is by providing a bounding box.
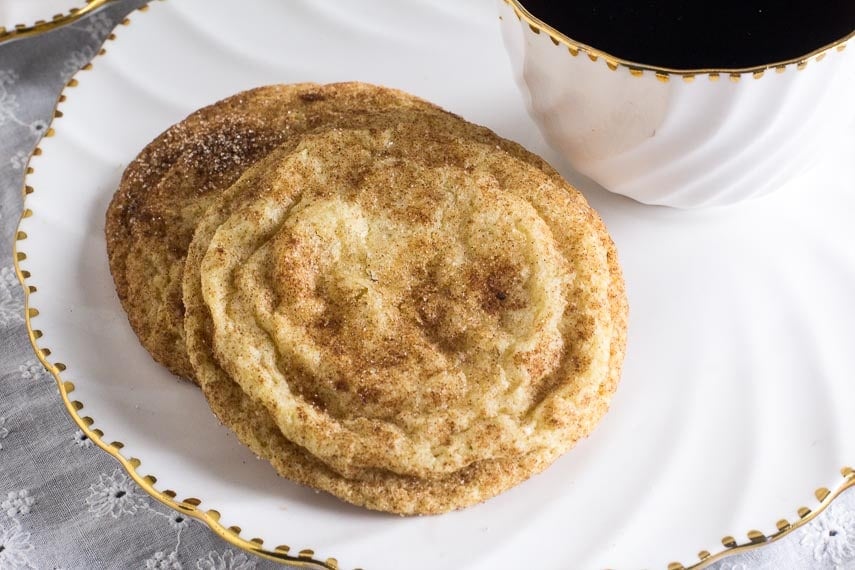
[0,2,853,569]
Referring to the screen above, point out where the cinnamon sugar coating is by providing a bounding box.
[177,85,627,513]
[106,83,445,381]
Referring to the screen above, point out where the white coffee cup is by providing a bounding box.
[498,0,855,208]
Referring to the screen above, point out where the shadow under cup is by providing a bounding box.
[498,0,855,208]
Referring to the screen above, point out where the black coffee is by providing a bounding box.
[520,0,855,70]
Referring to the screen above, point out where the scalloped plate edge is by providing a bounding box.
[0,0,114,44]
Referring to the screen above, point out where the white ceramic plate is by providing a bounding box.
[15,1,855,569]
[0,0,105,36]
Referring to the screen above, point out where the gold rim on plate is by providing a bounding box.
[0,0,113,44]
[11,2,855,568]
[504,0,853,81]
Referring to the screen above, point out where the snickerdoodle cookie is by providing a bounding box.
[182,105,627,513]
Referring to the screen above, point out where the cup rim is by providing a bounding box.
[506,0,855,77]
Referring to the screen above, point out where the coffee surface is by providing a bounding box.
[520,0,855,69]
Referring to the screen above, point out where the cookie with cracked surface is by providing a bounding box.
[183,104,627,513]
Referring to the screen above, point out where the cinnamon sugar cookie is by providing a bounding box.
[182,104,627,513]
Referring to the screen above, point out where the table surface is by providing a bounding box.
[0,2,853,569]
